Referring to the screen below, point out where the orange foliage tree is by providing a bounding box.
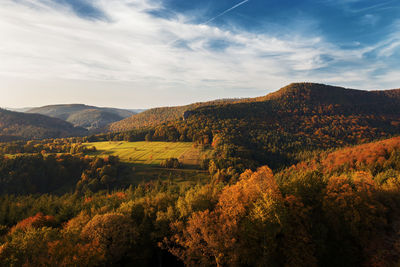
[167,166,317,266]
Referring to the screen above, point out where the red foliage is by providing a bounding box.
[11,212,56,233]
[322,137,400,172]
[107,192,127,199]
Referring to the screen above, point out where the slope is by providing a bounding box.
[0,108,87,141]
[144,83,400,169]
[27,104,135,130]
[107,99,239,132]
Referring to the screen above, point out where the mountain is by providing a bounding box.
[111,82,400,133]
[27,104,135,131]
[257,82,400,105]
[127,109,147,114]
[5,107,35,113]
[0,108,87,141]
[113,82,400,169]
[110,82,400,135]
[107,99,240,132]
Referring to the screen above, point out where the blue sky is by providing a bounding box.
[0,0,399,108]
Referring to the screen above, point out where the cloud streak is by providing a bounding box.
[204,0,250,24]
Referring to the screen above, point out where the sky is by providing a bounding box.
[1,0,399,109]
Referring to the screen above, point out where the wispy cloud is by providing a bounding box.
[322,0,397,13]
[0,0,399,108]
[361,14,380,26]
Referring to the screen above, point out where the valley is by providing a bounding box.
[2,1,399,265]
[2,83,400,266]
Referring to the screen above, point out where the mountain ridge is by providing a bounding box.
[109,83,400,133]
[27,104,135,131]
[0,108,87,141]
[116,82,400,169]
[107,98,240,132]
[251,82,400,104]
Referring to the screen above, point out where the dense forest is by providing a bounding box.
[1,136,400,266]
[108,99,239,132]
[102,83,400,173]
[1,83,400,266]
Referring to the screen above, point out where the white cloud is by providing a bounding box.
[0,0,399,108]
[361,14,380,26]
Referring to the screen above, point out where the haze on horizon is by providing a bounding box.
[1,0,399,109]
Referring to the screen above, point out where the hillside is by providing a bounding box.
[0,108,87,141]
[5,107,34,113]
[27,104,135,131]
[1,135,400,266]
[110,83,400,132]
[125,83,400,170]
[257,82,400,105]
[2,86,400,266]
[288,136,400,174]
[107,99,239,132]
[320,136,400,173]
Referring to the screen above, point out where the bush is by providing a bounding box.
[160,158,182,169]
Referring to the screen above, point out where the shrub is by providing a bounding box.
[160,158,182,169]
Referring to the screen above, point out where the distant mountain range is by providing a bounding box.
[5,107,34,113]
[110,83,400,134]
[26,104,139,131]
[0,108,87,141]
[2,83,400,145]
[109,83,400,138]
[0,104,146,141]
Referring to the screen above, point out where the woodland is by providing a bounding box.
[1,83,400,266]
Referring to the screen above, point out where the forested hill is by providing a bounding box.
[110,83,400,133]
[0,109,87,141]
[138,83,400,170]
[184,82,400,141]
[256,82,400,105]
[185,82,400,125]
[27,104,135,131]
[107,99,239,132]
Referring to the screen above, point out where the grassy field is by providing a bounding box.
[84,141,213,167]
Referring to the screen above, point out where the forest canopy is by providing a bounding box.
[2,83,400,266]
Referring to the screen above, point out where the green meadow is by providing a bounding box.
[84,141,213,167]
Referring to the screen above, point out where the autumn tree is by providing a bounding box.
[81,213,138,264]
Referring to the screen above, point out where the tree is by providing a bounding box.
[160,158,182,169]
[145,133,152,142]
[0,227,58,266]
[81,213,138,264]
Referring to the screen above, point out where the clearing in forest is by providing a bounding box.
[84,141,212,167]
